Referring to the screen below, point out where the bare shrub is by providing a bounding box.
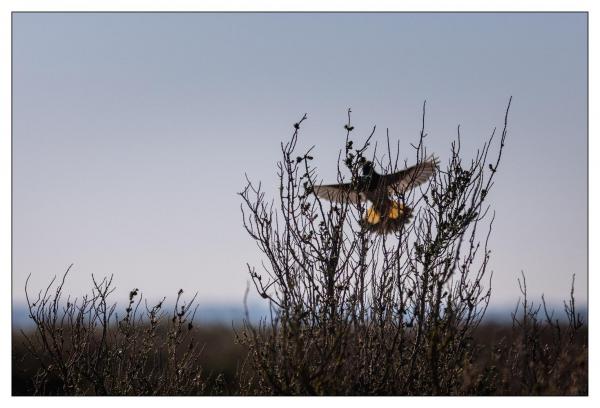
[238,101,512,395]
[467,273,587,395]
[18,266,219,395]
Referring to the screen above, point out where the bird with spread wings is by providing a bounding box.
[313,156,439,233]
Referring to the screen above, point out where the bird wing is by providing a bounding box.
[384,156,439,194]
[313,183,366,204]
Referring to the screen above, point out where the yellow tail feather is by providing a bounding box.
[365,202,406,224]
[366,207,381,224]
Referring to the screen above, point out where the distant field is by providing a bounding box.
[11,303,270,329]
[11,303,587,329]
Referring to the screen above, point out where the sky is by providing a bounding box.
[12,12,587,314]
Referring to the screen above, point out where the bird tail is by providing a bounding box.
[360,201,413,234]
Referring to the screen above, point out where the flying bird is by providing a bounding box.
[313,156,439,233]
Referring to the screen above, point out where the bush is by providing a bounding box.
[18,267,224,395]
[471,273,587,395]
[236,99,583,395]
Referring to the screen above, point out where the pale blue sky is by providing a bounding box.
[12,13,587,311]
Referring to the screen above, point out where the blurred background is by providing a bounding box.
[12,13,587,327]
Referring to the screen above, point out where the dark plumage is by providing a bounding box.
[313,156,439,233]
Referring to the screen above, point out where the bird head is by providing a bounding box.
[362,161,375,176]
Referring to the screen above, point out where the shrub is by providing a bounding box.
[238,101,518,395]
[18,267,219,395]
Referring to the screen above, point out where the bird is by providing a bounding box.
[312,156,439,233]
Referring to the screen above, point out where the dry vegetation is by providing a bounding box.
[13,101,587,395]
